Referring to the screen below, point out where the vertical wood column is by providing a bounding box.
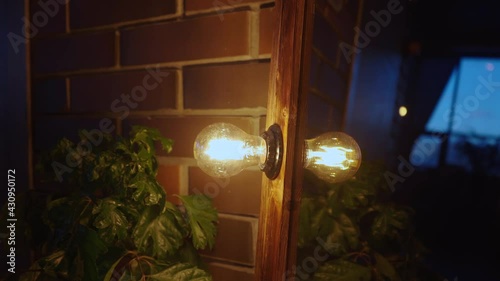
[255,0,315,280]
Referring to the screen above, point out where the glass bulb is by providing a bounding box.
[194,123,267,178]
[304,132,361,183]
[399,106,408,117]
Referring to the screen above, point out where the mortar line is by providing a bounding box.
[34,55,267,78]
[179,165,190,196]
[114,30,121,67]
[65,77,71,111]
[35,108,268,118]
[249,7,260,58]
[65,0,70,33]
[116,117,123,136]
[176,68,184,110]
[185,1,274,18]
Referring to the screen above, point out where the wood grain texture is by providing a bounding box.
[255,0,315,280]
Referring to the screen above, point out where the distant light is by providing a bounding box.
[486,63,495,71]
[399,106,408,117]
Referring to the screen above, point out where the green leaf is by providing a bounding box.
[177,242,205,269]
[148,263,212,281]
[114,257,148,281]
[298,198,335,248]
[19,251,65,281]
[336,182,375,210]
[19,262,43,281]
[133,206,185,258]
[78,227,108,281]
[165,201,189,236]
[298,198,317,247]
[31,126,217,281]
[129,174,164,206]
[92,198,128,244]
[43,197,73,229]
[178,195,218,250]
[103,254,133,281]
[322,213,359,256]
[374,253,401,281]
[130,125,174,154]
[159,138,174,154]
[371,207,410,239]
[313,259,371,281]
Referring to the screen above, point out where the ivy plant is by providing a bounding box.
[297,162,443,281]
[18,126,217,281]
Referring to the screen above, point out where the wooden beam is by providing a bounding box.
[255,0,315,280]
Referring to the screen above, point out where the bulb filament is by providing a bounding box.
[308,146,354,170]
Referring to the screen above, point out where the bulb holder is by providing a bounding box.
[260,124,283,179]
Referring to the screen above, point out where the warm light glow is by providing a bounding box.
[486,62,495,71]
[194,123,362,182]
[304,132,361,183]
[204,138,248,161]
[308,146,354,170]
[194,123,266,178]
[399,106,408,117]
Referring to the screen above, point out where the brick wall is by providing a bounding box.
[307,0,361,137]
[30,0,274,280]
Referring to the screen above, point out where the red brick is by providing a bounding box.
[70,0,177,29]
[202,216,256,265]
[123,117,255,157]
[30,0,66,35]
[317,63,347,105]
[309,52,321,88]
[70,69,176,112]
[313,13,340,63]
[316,0,355,44]
[184,63,269,109]
[121,12,250,66]
[332,106,344,131]
[157,164,181,204]
[307,93,333,134]
[334,9,356,44]
[259,8,275,54]
[189,167,261,216]
[208,262,254,281]
[337,46,352,74]
[32,32,115,74]
[186,0,269,12]
[33,78,67,113]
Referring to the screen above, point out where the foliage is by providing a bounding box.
[16,126,218,281]
[298,162,442,281]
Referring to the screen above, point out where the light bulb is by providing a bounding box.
[304,132,361,183]
[399,106,408,117]
[194,123,267,178]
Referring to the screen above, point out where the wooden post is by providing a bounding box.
[255,0,315,280]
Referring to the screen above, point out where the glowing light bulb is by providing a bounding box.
[194,123,360,182]
[194,123,267,178]
[304,132,361,183]
[399,106,408,117]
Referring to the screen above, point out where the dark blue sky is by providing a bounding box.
[412,58,500,169]
[426,58,500,137]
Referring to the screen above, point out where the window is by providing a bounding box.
[410,58,500,174]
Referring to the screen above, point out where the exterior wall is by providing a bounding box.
[307,0,362,137]
[29,0,370,278]
[343,0,407,162]
[30,0,274,279]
